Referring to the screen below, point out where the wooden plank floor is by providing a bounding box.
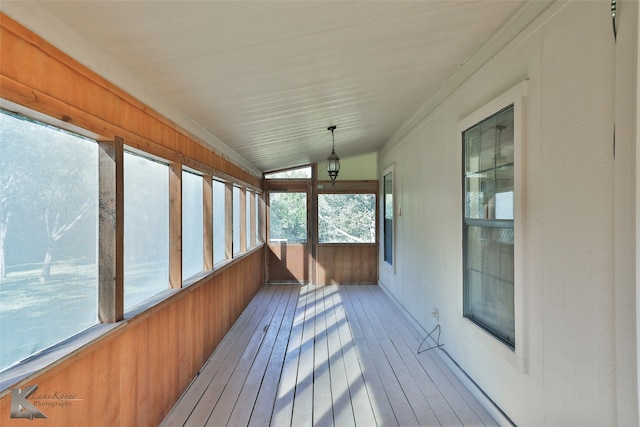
[161,285,498,427]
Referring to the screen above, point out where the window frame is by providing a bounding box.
[462,105,515,348]
[458,81,528,371]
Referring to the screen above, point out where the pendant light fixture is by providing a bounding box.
[326,125,340,186]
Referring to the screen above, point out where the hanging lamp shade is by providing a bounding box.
[326,125,340,186]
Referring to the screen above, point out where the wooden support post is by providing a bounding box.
[240,187,247,253]
[310,164,318,285]
[225,182,233,260]
[98,137,124,323]
[169,163,182,288]
[203,174,213,271]
[259,192,266,244]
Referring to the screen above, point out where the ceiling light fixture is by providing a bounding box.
[326,125,340,186]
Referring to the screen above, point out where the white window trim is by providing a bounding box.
[458,80,528,373]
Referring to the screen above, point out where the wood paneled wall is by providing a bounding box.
[0,13,260,189]
[0,13,265,426]
[316,244,378,285]
[0,248,264,426]
[267,244,309,283]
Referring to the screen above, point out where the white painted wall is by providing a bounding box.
[379,2,638,425]
[316,152,378,181]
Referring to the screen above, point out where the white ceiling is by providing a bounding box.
[4,1,525,174]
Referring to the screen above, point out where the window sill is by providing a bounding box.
[0,322,122,394]
[317,242,377,246]
[461,315,527,374]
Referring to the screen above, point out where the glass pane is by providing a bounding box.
[464,106,514,220]
[213,180,226,265]
[384,173,393,220]
[464,225,515,346]
[495,189,514,220]
[264,166,312,179]
[233,186,241,255]
[269,192,307,243]
[318,194,376,243]
[255,193,261,244]
[246,189,252,249]
[182,171,203,280]
[124,152,169,310]
[384,172,393,264]
[0,111,99,371]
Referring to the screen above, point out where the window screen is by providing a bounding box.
[124,152,169,309]
[0,111,98,371]
[233,186,241,255]
[182,170,204,280]
[212,179,227,265]
[268,192,307,243]
[318,194,376,243]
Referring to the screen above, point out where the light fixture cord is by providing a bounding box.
[331,127,335,151]
[612,0,617,41]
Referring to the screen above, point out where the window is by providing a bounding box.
[383,169,394,265]
[233,186,241,255]
[264,166,312,179]
[0,104,265,374]
[0,110,98,371]
[182,170,204,280]
[124,152,169,310]
[268,192,307,243]
[318,194,376,243]
[212,179,227,265]
[246,189,252,249]
[255,193,262,244]
[463,105,515,348]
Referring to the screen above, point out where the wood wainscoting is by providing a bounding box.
[316,244,378,285]
[0,248,264,427]
[267,243,309,283]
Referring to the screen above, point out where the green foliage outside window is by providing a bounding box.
[269,192,307,243]
[319,194,375,243]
